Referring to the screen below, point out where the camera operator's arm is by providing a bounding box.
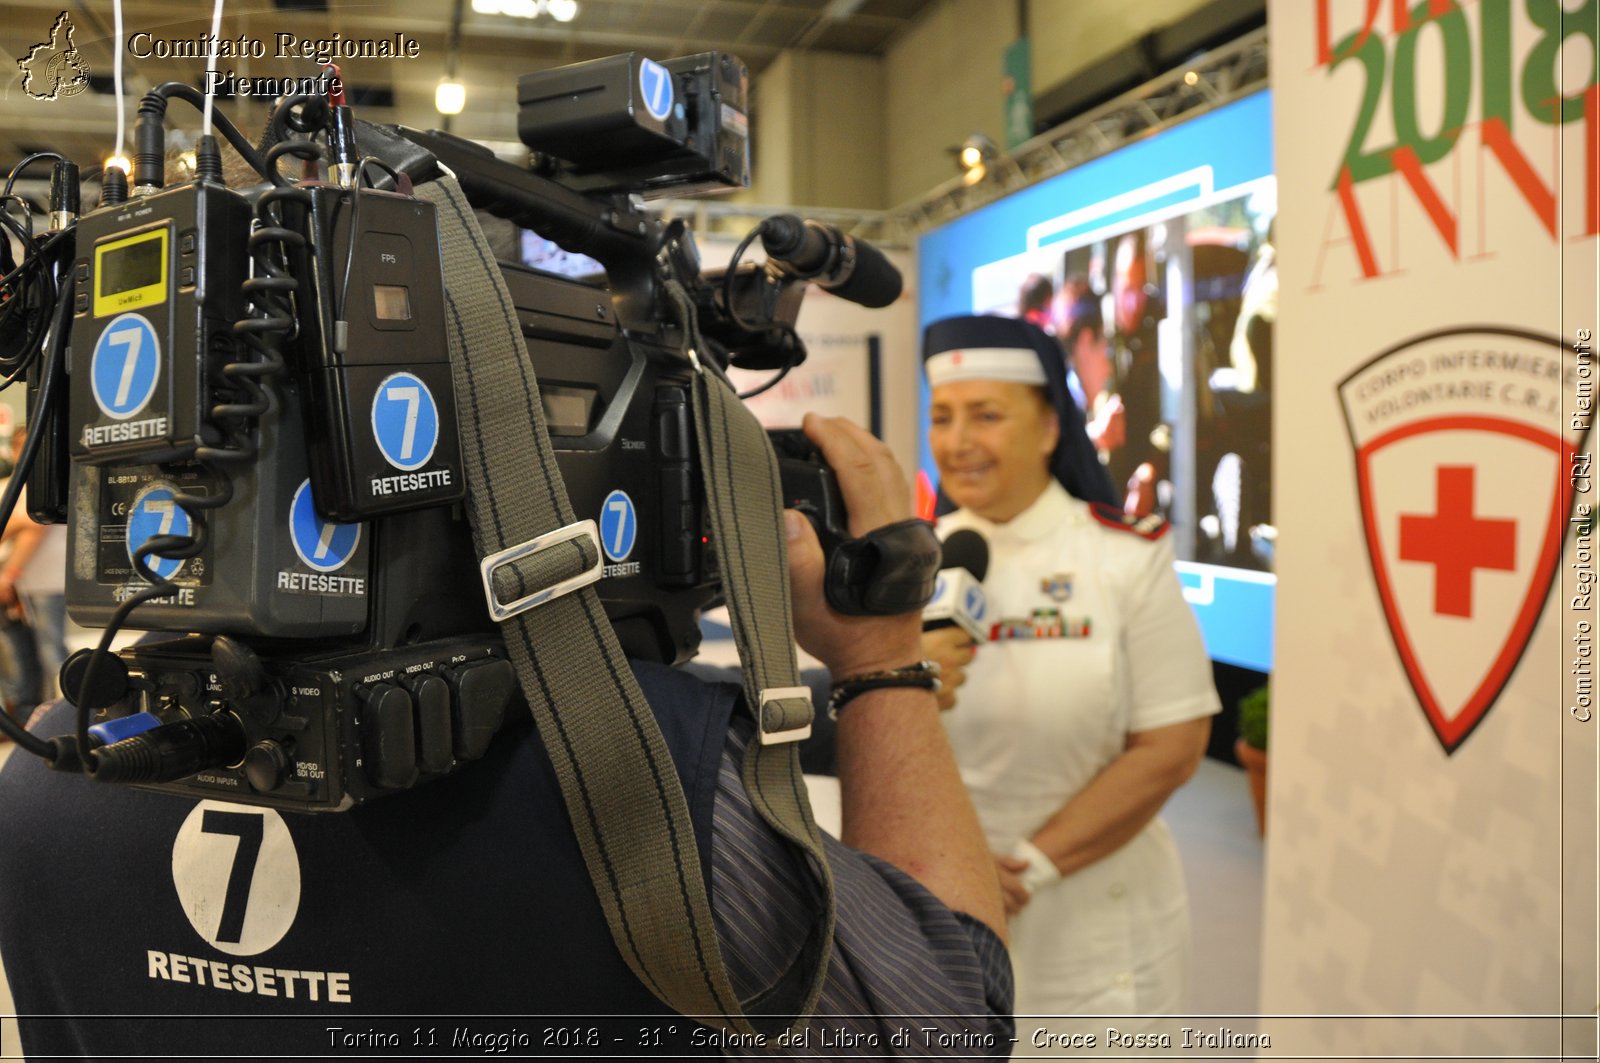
[786,413,1006,941]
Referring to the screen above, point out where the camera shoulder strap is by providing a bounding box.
[417,176,832,1033]
[688,350,839,986]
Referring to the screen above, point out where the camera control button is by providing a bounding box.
[359,682,418,790]
[244,740,292,793]
[406,673,453,773]
[655,403,691,460]
[448,658,516,760]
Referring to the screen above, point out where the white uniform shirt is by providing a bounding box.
[938,481,1220,1023]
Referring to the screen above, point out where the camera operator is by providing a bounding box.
[0,407,1011,1057]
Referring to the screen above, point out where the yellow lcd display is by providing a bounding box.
[93,227,168,318]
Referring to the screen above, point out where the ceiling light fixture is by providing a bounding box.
[440,0,466,121]
[436,78,466,115]
[472,0,579,18]
[955,132,1000,177]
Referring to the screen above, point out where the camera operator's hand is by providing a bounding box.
[784,413,921,678]
[783,413,1006,942]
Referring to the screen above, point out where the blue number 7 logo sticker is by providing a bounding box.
[126,485,191,581]
[639,58,674,121]
[91,313,161,420]
[370,372,440,471]
[289,480,361,572]
[600,489,637,562]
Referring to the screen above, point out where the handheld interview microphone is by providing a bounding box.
[922,529,990,641]
[759,214,903,309]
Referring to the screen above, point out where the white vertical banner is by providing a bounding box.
[1266,1,1596,1059]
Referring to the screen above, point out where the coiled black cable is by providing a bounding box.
[205,137,319,468]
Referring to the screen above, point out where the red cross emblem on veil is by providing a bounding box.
[1340,328,1589,753]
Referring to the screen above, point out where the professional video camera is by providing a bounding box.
[1,51,928,812]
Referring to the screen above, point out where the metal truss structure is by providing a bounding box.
[654,26,1270,249]
[886,26,1270,240]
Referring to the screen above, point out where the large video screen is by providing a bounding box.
[917,91,1275,671]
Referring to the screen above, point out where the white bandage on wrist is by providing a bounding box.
[1009,838,1061,894]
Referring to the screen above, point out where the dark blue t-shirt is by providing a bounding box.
[0,660,1013,1059]
[0,660,730,1057]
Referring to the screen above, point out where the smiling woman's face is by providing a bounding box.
[928,379,1058,524]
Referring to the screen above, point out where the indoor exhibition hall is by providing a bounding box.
[0,0,1590,1059]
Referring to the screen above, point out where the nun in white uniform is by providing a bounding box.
[921,314,1220,1029]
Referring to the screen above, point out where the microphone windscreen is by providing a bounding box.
[825,236,903,308]
[940,529,989,582]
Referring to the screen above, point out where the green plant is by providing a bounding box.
[1238,684,1269,751]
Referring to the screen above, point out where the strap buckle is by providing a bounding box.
[479,520,603,622]
[758,686,813,746]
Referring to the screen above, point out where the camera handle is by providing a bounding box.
[418,177,831,1037]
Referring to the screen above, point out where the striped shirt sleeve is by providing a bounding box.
[710,715,1015,1057]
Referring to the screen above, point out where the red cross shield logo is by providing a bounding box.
[1340,327,1589,754]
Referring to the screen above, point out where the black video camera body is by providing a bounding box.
[48,51,931,812]
[50,51,898,812]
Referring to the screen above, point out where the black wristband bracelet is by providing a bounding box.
[827,660,942,719]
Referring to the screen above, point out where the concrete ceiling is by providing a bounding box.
[0,0,934,180]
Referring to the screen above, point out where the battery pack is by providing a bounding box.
[288,186,464,521]
[66,391,371,638]
[67,181,251,467]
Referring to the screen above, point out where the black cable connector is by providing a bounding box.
[87,713,246,785]
[134,83,273,192]
[100,166,128,207]
[45,735,84,773]
[133,92,165,191]
[48,160,78,231]
[194,134,223,185]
